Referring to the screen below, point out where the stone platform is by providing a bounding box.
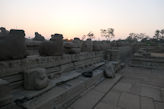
[69,66,164,109]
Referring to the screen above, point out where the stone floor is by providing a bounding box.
[69,66,164,109]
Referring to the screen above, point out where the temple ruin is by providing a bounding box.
[0,27,164,109]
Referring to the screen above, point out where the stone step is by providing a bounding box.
[69,74,122,109]
[18,69,105,109]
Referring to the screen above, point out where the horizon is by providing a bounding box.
[1,0,164,40]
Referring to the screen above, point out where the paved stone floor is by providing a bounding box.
[95,67,164,109]
[70,66,164,109]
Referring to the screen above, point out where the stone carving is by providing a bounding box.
[0,79,12,107]
[39,34,63,56]
[104,62,115,78]
[81,38,93,52]
[33,32,45,41]
[0,27,9,36]
[0,29,26,60]
[24,68,49,90]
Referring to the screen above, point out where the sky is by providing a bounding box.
[1,0,164,40]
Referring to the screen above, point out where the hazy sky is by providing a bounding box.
[1,0,164,40]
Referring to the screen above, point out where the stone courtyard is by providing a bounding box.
[69,66,164,109]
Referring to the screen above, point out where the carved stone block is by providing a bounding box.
[24,68,49,90]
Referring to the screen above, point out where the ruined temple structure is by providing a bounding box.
[0,27,164,109]
[0,28,26,60]
[33,32,45,41]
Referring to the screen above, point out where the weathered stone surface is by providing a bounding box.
[0,29,26,60]
[0,27,9,36]
[39,33,63,56]
[33,32,45,41]
[93,41,102,51]
[71,90,104,109]
[25,39,42,55]
[81,38,93,52]
[24,68,49,90]
[72,37,82,48]
[105,49,120,61]
[113,82,132,92]
[104,62,115,78]
[141,96,155,109]
[140,86,161,101]
[111,61,121,72]
[118,92,140,109]
[0,79,12,107]
[155,102,164,109]
[64,41,81,54]
[95,102,121,109]
[101,90,121,106]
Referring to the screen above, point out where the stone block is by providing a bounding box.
[64,42,81,54]
[81,39,93,52]
[39,34,63,56]
[0,79,12,107]
[24,68,49,90]
[104,62,115,78]
[0,29,26,60]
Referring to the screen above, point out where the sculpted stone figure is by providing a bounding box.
[39,34,63,56]
[0,27,9,36]
[0,79,12,107]
[0,29,26,60]
[104,62,115,78]
[24,68,49,90]
[33,32,45,41]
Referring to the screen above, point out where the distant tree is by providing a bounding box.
[82,32,95,40]
[154,30,161,40]
[126,33,149,42]
[126,33,138,42]
[87,32,95,39]
[160,29,164,38]
[100,28,115,40]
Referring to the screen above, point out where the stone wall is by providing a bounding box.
[0,51,104,90]
[105,46,133,62]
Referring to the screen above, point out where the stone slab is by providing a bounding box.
[113,82,132,92]
[140,86,161,101]
[118,92,140,109]
[71,90,104,109]
[141,96,155,109]
[155,102,164,109]
[70,74,122,109]
[95,102,121,109]
[101,90,121,106]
